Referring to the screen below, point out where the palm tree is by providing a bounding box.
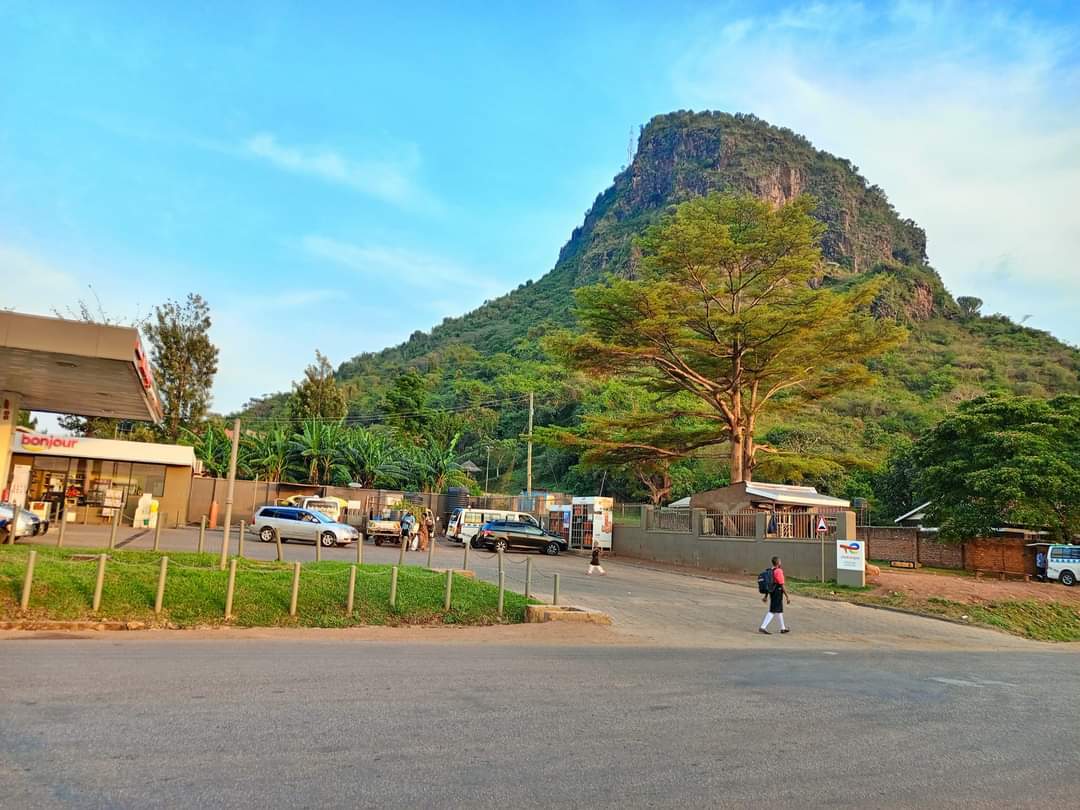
[288,419,345,485]
[411,432,470,493]
[244,427,291,483]
[339,427,405,488]
[182,422,231,478]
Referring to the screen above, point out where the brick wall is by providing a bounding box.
[917,535,963,569]
[856,527,965,569]
[964,538,1034,575]
[857,526,918,563]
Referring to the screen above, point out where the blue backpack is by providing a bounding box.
[757,568,774,594]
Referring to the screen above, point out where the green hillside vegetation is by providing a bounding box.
[235,111,1080,519]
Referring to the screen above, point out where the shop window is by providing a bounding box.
[131,463,166,498]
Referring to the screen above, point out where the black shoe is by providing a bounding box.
[758,628,771,634]
[780,628,790,634]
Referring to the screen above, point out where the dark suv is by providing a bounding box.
[477,520,568,555]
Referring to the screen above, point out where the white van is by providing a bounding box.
[447,508,539,547]
[1047,544,1080,586]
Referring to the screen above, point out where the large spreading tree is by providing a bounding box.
[549,193,905,483]
[916,395,1080,541]
[144,293,219,441]
[288,351,347,422]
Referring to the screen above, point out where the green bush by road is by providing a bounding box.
[0,546,530,627]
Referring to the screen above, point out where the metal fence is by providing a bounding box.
[652,508,693,533]
[701,511,757,538]
[767,511,837,541]
[613,503,648,528]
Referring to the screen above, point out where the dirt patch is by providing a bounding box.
[870,568,1080,606]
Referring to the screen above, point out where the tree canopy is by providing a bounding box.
[288,351,347,422]
[144,293,219,441]
[548,193,906,483]
[916,395,1080,541]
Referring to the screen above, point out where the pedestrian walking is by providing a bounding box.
[423,509,436,548]
[400,512,412,551]
[587,543,606,575]
[409,513,420,551]
[759,556,790,634]
[1036,549,1048,582]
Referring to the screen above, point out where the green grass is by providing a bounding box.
[787,577,1080,642]
[0,545,532,628]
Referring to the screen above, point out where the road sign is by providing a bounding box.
[816,515,828,534]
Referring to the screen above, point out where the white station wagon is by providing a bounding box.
[253,506,359,547]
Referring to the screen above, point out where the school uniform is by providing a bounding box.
[760,566,788,633]
[587,546,605,575]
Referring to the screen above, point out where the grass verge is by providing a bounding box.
[0,545,531,628]
[788,579,1080,642]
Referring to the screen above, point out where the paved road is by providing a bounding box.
[2,634,1078,809]
[19,526,1046,650]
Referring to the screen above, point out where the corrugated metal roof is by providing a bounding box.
[894,501,932,524]
[744,482,850,508]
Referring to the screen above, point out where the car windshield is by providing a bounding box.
[303,511,331,523]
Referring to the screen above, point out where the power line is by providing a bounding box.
[234,394,534,427]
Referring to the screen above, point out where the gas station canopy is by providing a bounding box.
[0,311,163,422]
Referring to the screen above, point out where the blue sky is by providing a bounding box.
[2,1,1078,418]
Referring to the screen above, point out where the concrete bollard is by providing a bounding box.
[57,512,67,547]
[238,521,245,559]
[20,549,36,611]
[398,536,406,566]
[356,536,363,566]
[153,514,163,551]
[525,557,532,601]
[224,558,237,619]
[289,562,301,617]
[497,571,505,618]
[108,508,119,549]
[347,565,357,614]
[315,531,321,563]
[275,530,283,562]
[497,549,504,583]
[553,573,560,606]
[462,540,470,571]
[219,521,229,571]
[154,556,169,614]
[198,515,206,554]
[389,566,398,610]
[444,570,453,611]
[92,554,107,612]
[426,535,435,569]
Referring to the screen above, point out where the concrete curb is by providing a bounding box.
[525,605,612,625]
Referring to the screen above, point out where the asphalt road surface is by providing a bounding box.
[2,634,1077,809]
[5,527,1079,808]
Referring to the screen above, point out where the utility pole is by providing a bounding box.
[526,392,534,498]
[484,445,492,494]
[219,418,241,570]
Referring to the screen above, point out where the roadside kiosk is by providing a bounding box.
[569,496,613,550]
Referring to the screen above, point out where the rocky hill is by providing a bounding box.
[240,111,1080,505]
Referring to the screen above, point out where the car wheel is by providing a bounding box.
[320,531,337,548]
[544,541,560,556]
[493,538,508,553]
[470,537,481,549]
[1061,570,1076,587]
[259,526,275,543]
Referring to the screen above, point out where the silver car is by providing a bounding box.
[253,505,359,547]
[0,504,49,542]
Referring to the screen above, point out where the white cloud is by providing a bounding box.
[670,1,1080,342]
[301,235,504,298]
[244,133,439,212]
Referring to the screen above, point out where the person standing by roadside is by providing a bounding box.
[759,556,790,634]
[400,511,413,551]
[587,542,606,575]
[1036,549,1048,582]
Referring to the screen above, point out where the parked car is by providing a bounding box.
[476,520,568,555]
[448,508,540,547]
[0,504,49,542]
[1047,544,1080,586]
[252,506,359,547]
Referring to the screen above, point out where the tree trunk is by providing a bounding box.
[729,431,746,483]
